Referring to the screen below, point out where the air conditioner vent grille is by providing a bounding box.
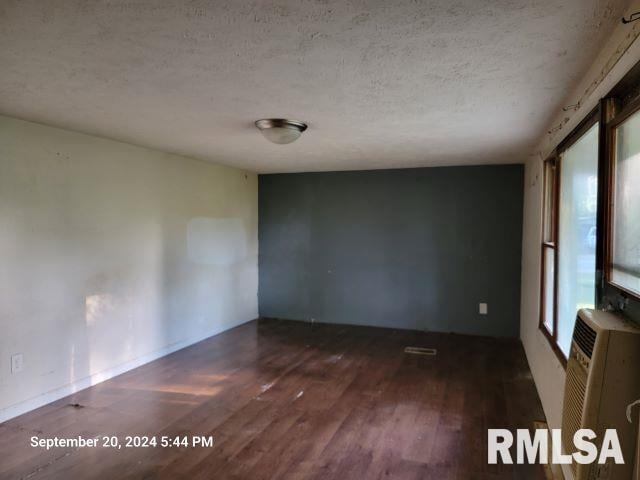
[573,316,596,358]
[562,360,587,477]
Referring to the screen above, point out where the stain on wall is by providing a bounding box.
[259,165,524,337]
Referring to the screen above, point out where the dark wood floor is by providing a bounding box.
[0,319,546,480]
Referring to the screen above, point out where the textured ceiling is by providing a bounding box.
[0,0,629,173]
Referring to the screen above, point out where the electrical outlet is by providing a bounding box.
[479,303,488,315]
[11,353,23,374]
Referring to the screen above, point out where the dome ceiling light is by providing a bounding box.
[255,118,307,145]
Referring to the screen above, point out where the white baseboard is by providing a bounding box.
[0,319,253,424]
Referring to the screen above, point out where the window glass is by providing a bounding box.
[557,123,599,356]
[612,112,640,296]
[543,248,555,333]
[543,161,556,243]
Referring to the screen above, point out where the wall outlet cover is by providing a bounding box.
[479,303,488,315]
[11,353,23,374]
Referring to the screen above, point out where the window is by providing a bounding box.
[557,123,599,357]
[540,121,599,360]
[539,68,640,366]
[610,110,640,297]
[541,159,557,336]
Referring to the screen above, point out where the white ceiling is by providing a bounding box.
[0,0,629,173]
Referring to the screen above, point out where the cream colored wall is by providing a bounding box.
[0,115,258,421]
[520,0,640,434]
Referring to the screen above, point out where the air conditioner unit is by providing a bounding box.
[561,309,640,480]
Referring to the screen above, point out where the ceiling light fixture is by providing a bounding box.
[255,118,307,145]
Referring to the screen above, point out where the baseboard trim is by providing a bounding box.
[0,318,255,424]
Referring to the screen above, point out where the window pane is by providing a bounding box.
[543,247,555,334]
[543,161,556,243]
[557,123,598,356]
[613,111,640,295]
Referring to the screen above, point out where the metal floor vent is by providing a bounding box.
[404,347,437,356]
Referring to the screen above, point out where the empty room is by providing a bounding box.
[2,1,640,479]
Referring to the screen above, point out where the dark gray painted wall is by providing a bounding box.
[258,165,524,337]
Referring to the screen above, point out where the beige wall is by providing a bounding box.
[520,0,640,435]
[0,115,258,421]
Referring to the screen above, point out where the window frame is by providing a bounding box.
[605,98,640,302]
[538,61,640,367]
[539,156,559,353]
[539,108,600,367]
